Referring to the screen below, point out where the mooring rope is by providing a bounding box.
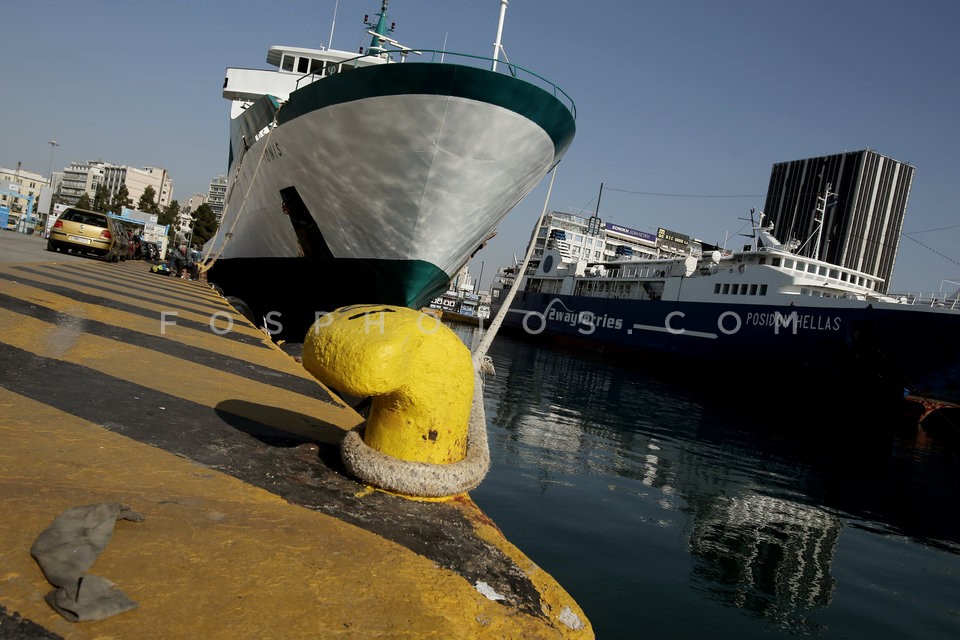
[336,166,559,498]
[471,165,559,371]
[340,370,491,498]
[199,102,285,274]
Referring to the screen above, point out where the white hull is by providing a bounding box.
[212,92,556,276]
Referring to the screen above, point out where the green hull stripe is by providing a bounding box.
[207,255,452,340]
[278,63,576,159]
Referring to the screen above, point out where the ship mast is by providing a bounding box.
[364,0,394,56]
[587,182,603,236]
[327,0,339,50]
[492,0,509,71]
[811,183,836,261]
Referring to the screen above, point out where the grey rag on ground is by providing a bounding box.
[30,503,145,622]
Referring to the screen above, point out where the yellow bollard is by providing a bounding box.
[302,305,474,466]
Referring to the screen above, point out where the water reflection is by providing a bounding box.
[686,492,839,630]
[467,328,960,635]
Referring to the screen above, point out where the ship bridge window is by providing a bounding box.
[310,58,324,74]
[741,285,749,295]
[281,55,295,71]
[818,265,828,276]
[772,257,781,267]
[714,283,721,294]
[722,283,730,294]
[760,284,768,295]
[749,284,758,295]
[298,57,310,73]
[731,284,739,294]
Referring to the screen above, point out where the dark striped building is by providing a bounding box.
[762,149,914,293]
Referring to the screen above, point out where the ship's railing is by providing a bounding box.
[887,291,960,310]
[767,253,884,293]
[295,49,576,119]
[582,264,673,280]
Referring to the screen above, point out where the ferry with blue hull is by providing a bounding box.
[496,214,960,405]
[203,1,576,340]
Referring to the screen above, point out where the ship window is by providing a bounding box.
[310,58,324,74]
[759,257,766,265]
[281,55,295,71]
[818,265,828,276]
[840,272,848,281]
[749,284,758,295]
[741,285,749,295]
[722,283,730,294]
[759,284,768,295]
[730,284,738,295]
[297,57,309,73]
[807,263,817,273]
[714,283,721,294]
[829,269,839,279]
[772,257,781,267]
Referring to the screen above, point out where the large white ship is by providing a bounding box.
[493,205,960,406]
[203,0,576,340]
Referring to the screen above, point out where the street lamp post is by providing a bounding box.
[46,140,59,179]
[43,141,59,234]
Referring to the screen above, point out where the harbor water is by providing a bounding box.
[454,324,960,639]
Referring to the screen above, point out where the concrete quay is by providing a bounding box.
[0,231,592,639]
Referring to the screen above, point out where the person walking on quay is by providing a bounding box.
[170,244,190,279]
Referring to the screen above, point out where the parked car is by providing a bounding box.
[47,208,120,261]
[111,220,130,262]
[140,241,160,261]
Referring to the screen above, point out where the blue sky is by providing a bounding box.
[2,1,958,292]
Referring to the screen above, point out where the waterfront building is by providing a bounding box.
[762,149,914,293]
[529,211,692,264]
[137,167,173,208]
[486,210,704,307]
[207,176,227,222]
[0,165,46,230]
[186,192,208,215]
[60,162,105,205]
[174,209,195,245]
[59,161,173,210]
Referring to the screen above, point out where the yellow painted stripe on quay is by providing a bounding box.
[0,277,312,385]
[0,306,359,437]
[0,386,571,639]
[2,264,266,341]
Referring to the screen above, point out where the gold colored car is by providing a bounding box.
[47,207,120,261]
